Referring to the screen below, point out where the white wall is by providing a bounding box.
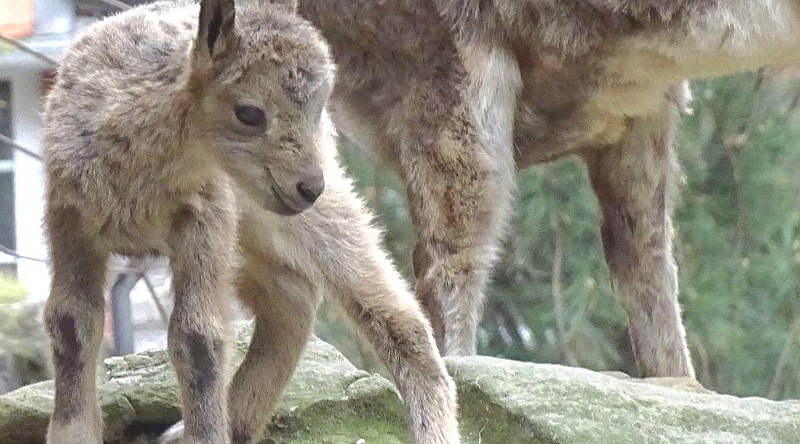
[0,0,77,298]
[34,0,75,34]
[11,69,50,301]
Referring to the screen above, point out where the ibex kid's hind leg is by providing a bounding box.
[166,191,238,444]
[292,170,460,443]
[583,103,694,378]
[45,207,108,444]
[333,259,460,444]
[226,268,318,444]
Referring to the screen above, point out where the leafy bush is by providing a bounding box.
[0,274,27,304]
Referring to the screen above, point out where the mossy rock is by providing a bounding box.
[1,322,799,443]
[0,300,49,394]
[0,322,409,444]
[448,356,800,444]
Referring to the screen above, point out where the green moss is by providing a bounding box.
[100,389,137,443]
[0,381,53,444]
[264,416,408,444]
[0,397,50,444]
[263,357,408,443]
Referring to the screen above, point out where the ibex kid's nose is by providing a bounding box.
[296,177,324,203]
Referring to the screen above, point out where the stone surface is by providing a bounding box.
[0,300,49,394]
[1,322,799,443]
[449,357,800,444]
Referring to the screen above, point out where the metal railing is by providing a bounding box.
[1,3,167,357]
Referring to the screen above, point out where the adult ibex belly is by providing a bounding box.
[511,45,686,169]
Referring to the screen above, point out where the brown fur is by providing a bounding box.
[42,1,459,443]
[295,0,800,374]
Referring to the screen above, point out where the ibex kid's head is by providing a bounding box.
[185,0,333,215]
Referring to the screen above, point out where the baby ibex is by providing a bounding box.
[41,0,459,443]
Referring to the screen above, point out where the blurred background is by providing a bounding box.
[1,0,799,401]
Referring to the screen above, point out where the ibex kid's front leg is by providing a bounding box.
[167,192,238,444]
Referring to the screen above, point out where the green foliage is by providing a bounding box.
[317,70,800,400]
[676,72,800,399]
[0,274,26,304]
[482,159,625,371]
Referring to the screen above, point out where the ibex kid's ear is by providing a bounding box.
[191,0,237,82]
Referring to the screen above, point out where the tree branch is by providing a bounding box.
[142,274,169,327]
[767,312,800,399]
[551,217,577,366]
[0,244,47,263]
[97,0,132,10]
[0,35,58,67]
[0,133,42,161]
